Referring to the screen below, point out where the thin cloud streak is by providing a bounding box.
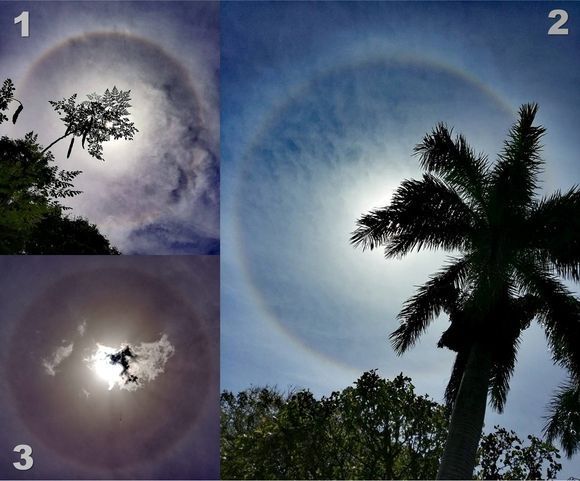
[42,343,74,376]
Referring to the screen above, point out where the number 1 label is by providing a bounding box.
[14,11,29,38]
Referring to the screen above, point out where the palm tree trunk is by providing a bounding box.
[437,341,492,479]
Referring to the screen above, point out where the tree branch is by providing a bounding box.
[41,131,72,156]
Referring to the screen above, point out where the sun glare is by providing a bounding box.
[88,344,123,390]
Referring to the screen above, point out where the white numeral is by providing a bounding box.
[13,444,33,471]
[548,9,569,35]
[14,11,29,38]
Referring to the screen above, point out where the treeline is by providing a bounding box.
[221,371,561,479]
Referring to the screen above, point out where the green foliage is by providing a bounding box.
[49,86,138,160]
[222,371,447,479]
[221,372,562,479]
[475,426,561,479]
[0,134,82,253]
[0,78,130,253]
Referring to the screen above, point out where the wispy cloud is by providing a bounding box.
[42,343,74,376]
[77,320,87,336]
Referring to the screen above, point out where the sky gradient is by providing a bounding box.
[221,2,580,476]
[0,1,219,254]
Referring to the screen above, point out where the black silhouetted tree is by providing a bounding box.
[24,209,120,254]
[0,78,137,253]
[351,104,580,478]
[221,372,562,479]
[45,86,137,160]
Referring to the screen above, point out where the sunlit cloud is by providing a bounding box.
[86,334,175,391]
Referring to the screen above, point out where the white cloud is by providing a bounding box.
[42,342,74,376]
[130,334,175,386]
[85,334,175,391]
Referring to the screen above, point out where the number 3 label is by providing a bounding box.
[13,444,33,471]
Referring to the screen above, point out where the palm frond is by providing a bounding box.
[414,123,488,208]
[488,335,520,413]
[390,257,471,354]
[515,259,580,377]
[350,207,393,251]
[544,379,580,458]
[351,174,476,257]
[490,103,545,213]
[527,187,580,281]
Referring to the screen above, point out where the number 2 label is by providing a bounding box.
[548,9,569,35]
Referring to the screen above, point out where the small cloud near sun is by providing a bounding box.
[86,334,174,391]
[42,343,74,376]
[78,320,87,336]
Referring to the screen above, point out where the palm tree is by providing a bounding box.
[351,104,580,478]
[545,379,580,458]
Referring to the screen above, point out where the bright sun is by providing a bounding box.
[89,344,123,390]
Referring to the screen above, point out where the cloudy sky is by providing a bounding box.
[221,2,580,476]
[0,1,219,254]
[0,256,219,479]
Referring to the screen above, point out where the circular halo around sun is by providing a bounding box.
[15,32,219,254]
[6,266,215,471]
[234,57,514,370]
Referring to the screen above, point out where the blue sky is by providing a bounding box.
[221,2,580,476]
[0,2,219,254]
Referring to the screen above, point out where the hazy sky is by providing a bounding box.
[0,1,219,254]
[0,256,219,479]
[221,2,580,476]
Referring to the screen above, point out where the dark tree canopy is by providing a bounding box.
[23,210,120,255]
[0,78,136,254]
[221,371,561,480]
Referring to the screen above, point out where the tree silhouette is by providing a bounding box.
[45,86,138,160]
[0,78,137,254]
[351,104,580,478]
[23,209,120,254]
